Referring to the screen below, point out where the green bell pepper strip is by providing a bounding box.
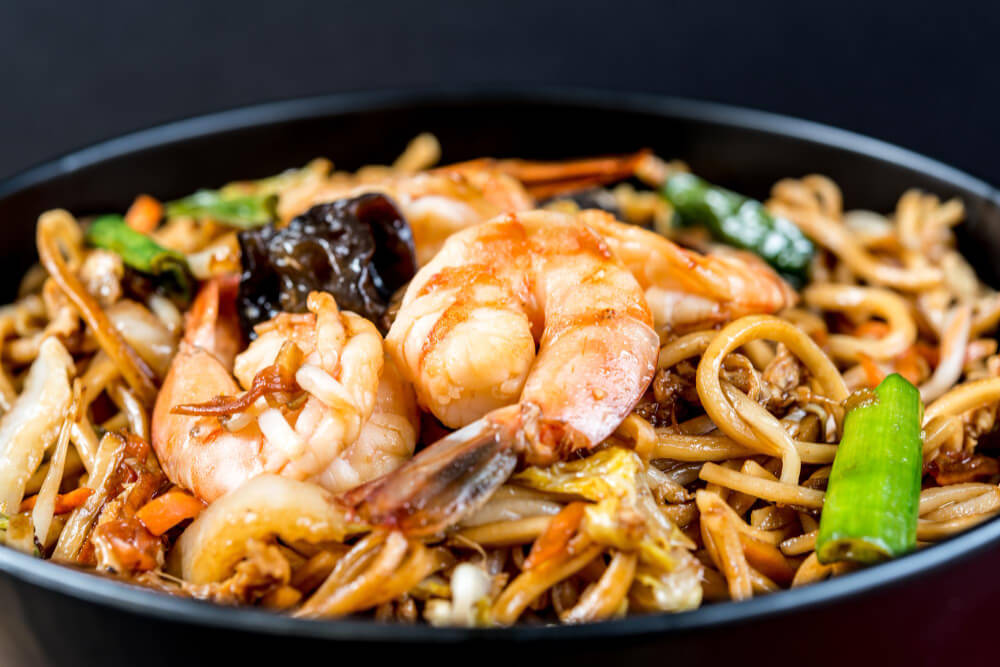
[661,172,815,285]
[85,214,192,301]
[816,373,923,564]
[165,189,277,228]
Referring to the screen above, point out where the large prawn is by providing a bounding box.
[151,277,418,502]
[346,209,793,536]
[579,211,796,332]
[344,211,658,535]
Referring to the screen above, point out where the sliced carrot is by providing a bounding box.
[737,532,796,584]
[135,490,206,536]
[854,320,890,339]
[20,487,93,514]
[858,353,884,389]
[894,347,925,386]
[524,501,587,570]
[124,194,163,233]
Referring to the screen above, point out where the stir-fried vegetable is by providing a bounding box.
[85,215,192,301]
[220,158,331,198]
[19,487,92,514]
[662,172,815,284]
[237,193,417,336]
[136,490,205,536]
[816,374,923,564]
[124,194,163,233]
[515,448,695,581]
[2,513,37,555]
[513,447,702,614]
[165,159,330,229]
[165,190,277,228]
[0,337,74,514]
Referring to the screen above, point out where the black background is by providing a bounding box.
[2,0,998,183]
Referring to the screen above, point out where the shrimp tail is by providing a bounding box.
[441,150,651,201]
[342,406,522,537]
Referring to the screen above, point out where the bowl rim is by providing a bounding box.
[1,85,999,642]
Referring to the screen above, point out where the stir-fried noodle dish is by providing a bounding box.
[2,133,999,625]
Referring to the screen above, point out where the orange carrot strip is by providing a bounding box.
[524,501,587,570]
[855,320,890,339]
[135,490,206,536]
[894,347,925,386]
[738,532,796,584]
[124,194,163,233]
[20,487,93,514]
[858,353,884,389]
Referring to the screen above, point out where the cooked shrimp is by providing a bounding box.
[346,210,659,535]
[282,155,791,331]
[579,211,796,332]
[151,279,418,502]
[279,152,647,265]
[279,169,526,266]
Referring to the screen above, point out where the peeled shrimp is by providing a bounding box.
[151,278,418,502]
[347,210,659,535]
[579,211,796,332]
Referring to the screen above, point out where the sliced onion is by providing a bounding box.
[105,300,178,379]
[920,305,972,402]
[0,337,74,513]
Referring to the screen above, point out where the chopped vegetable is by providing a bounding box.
[85,214,192,301]
[662,172,815,284]
[165,189,277,228]
[858,353,884,388]
[237,193,417,336]
[523,502,586,570]
[3,514,38,555]
[135,490,206,536]
[219,158,331,199]
[816,374,922,564]
[0,337,74,514]
[515,447,693,572]
[124,194,163,233]
[19,487,93,514]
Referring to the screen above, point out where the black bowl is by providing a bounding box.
[0,89,997,667]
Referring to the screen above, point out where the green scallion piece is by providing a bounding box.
[816,373,923,564]
[661,172,815,285]
[165,189,277,228]
[85,214,192,301]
